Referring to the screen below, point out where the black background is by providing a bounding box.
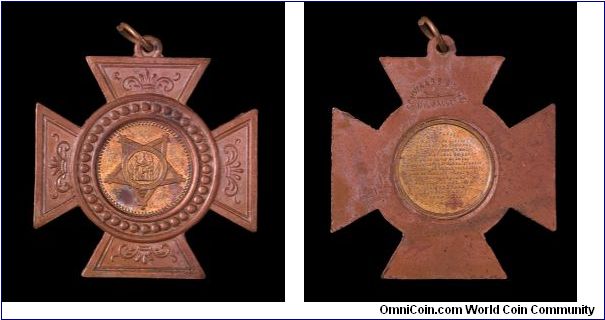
[304,3,577,301]
[2,2,284,301]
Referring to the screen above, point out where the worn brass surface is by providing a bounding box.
[331,18,557,279]
[395,119,493,219]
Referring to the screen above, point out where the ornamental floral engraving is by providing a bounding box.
[111,243,177,264]
[113,69,181,93]
[34,23,258,279]
[48,133,71,199]
[224,139,243,204]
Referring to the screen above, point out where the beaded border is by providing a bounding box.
[76,100,216,240]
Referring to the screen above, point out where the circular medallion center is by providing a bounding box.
[394,119,493,219]
[97,120,193,217]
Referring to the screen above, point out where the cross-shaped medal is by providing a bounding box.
[331,17,556,279]
[34,23,258,279]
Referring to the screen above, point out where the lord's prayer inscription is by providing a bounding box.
[395,120,493,218]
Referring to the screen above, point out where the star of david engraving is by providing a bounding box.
[331,20,556,279]
[33,23,258,279]
[104,135,185,209]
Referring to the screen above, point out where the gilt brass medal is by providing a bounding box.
[34,23,258,279]
[331,17,557,279]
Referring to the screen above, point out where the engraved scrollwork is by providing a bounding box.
[113,69,181,93]
[111,243,177,264]
[48,133,71,199]
[224,139,243,204]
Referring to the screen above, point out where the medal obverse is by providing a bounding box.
[34,23,258,279]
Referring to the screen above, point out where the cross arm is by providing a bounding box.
[331,108,381,232]
[34,103,81,228]
[380,55,504,107]
[505,104,557,230]
[210,110,258,232]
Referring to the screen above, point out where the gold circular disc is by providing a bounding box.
[394,119,494,219]
[97,120,193,217]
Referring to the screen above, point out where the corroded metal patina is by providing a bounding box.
[34,23,258,279]
[331,17,556,279]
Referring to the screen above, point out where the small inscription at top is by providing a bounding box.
[408,77,467,108]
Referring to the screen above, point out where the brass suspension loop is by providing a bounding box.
[418,16,449,53]
[117,22,154,52]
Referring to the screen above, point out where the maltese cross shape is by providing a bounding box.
[34,24,258,279]
[331,34,556,279]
